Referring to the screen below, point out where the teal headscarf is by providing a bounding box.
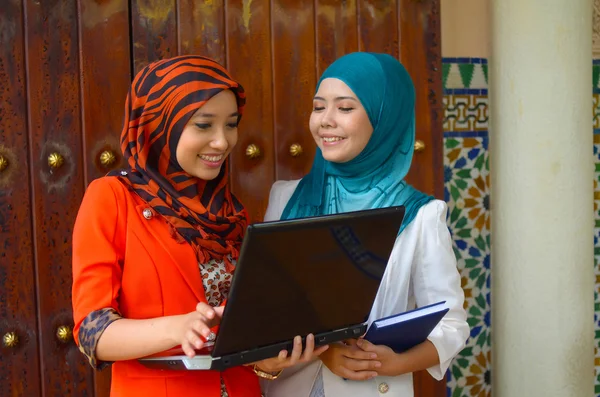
[281,52,433,234]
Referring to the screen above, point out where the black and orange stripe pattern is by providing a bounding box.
[109,55,248,271]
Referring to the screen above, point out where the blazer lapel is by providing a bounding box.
[135,204,207,304]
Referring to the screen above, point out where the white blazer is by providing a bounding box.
[260,180,469,397]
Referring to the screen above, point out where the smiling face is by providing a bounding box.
[175,89,239,180]
[309,78,374,164]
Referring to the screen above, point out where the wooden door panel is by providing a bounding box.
[178,0,226,65]
[0,1,41,395]
[226,0,275,222]
[131,0,178,74]
[80,0,130,185]
[400,0,443,199]
[23,0,94,395]
[315,0,358,77]
[357,0,399,58]
[79,1,132,395]
[271,0,317,181]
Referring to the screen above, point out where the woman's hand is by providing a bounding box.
[319,339,381,380]
[253,334,329,374]
[354,339,403,377]
[170,302,224,358]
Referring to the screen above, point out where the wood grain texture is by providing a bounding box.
[315,0,358,77]
[400,0,444,200]
[178,0,226,64]
[0,0,41,395]
[24,0,93,394]
[226,0,275,222]
[357,0,399,57]
[131,0,177,74]
[271,0,317,181]
[79,0,130,185]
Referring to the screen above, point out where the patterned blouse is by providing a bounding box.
[77,257,235,396]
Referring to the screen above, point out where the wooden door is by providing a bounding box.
[23,0,95,395]
[0,1,444,396]
[0,1,42,395]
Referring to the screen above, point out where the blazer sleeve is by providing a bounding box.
[411,200,470,380]
[71,177,126,369]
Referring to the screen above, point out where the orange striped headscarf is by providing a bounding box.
[111,55,248,272]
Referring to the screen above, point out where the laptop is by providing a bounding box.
[138,205,405,371]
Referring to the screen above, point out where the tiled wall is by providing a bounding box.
[443,58,491,397]
[593,59,600,396]
[445,58,600,396]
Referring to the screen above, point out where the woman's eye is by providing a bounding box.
[313,106,325,111]
[195,123,211,130]
[226,122,238,129]
[339,107,354,112]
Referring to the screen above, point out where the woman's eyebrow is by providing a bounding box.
[193,111,239,118]
[313,96,357,101]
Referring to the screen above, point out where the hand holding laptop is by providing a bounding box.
[251,333,329,378]
[170,302,224,358]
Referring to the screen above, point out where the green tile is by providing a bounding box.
[476,294,486,309]
[464,258,479,269]
[482,64,488,85]
[456,228,472,239]
[458,63,475,88]
[455,179,468,190]
[457,169,472,178]
[451,365,463,381]
[452,387,464,397]
[477,273,486,289]
[446,138,461,149]
[475,235,487,251]
[476,330,487,347]
[594,65,600,90]
[456,357,469,369]
[442,63,452,90]
[469,267,482,279]
[455,217,468,229]
[461,347,473,357]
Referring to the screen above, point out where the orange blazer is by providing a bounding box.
[72,176,261,397]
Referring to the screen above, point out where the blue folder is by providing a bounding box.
[363,301,449,353]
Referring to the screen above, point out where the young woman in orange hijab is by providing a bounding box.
[71,55,324,397]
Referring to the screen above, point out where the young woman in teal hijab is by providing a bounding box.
[260,52,469,397]
[281,52,432,231]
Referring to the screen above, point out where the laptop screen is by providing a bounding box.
[213,206,405,357]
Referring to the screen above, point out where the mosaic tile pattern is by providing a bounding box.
[443,95,489,132]
[443,58,599,396]
[444,136,491,397]
[595,134,600,395]
[443,58,488,90]
[594,61,600,92]
[443,58,491,397]
[594,93,600,131]
[592,60,600,397]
